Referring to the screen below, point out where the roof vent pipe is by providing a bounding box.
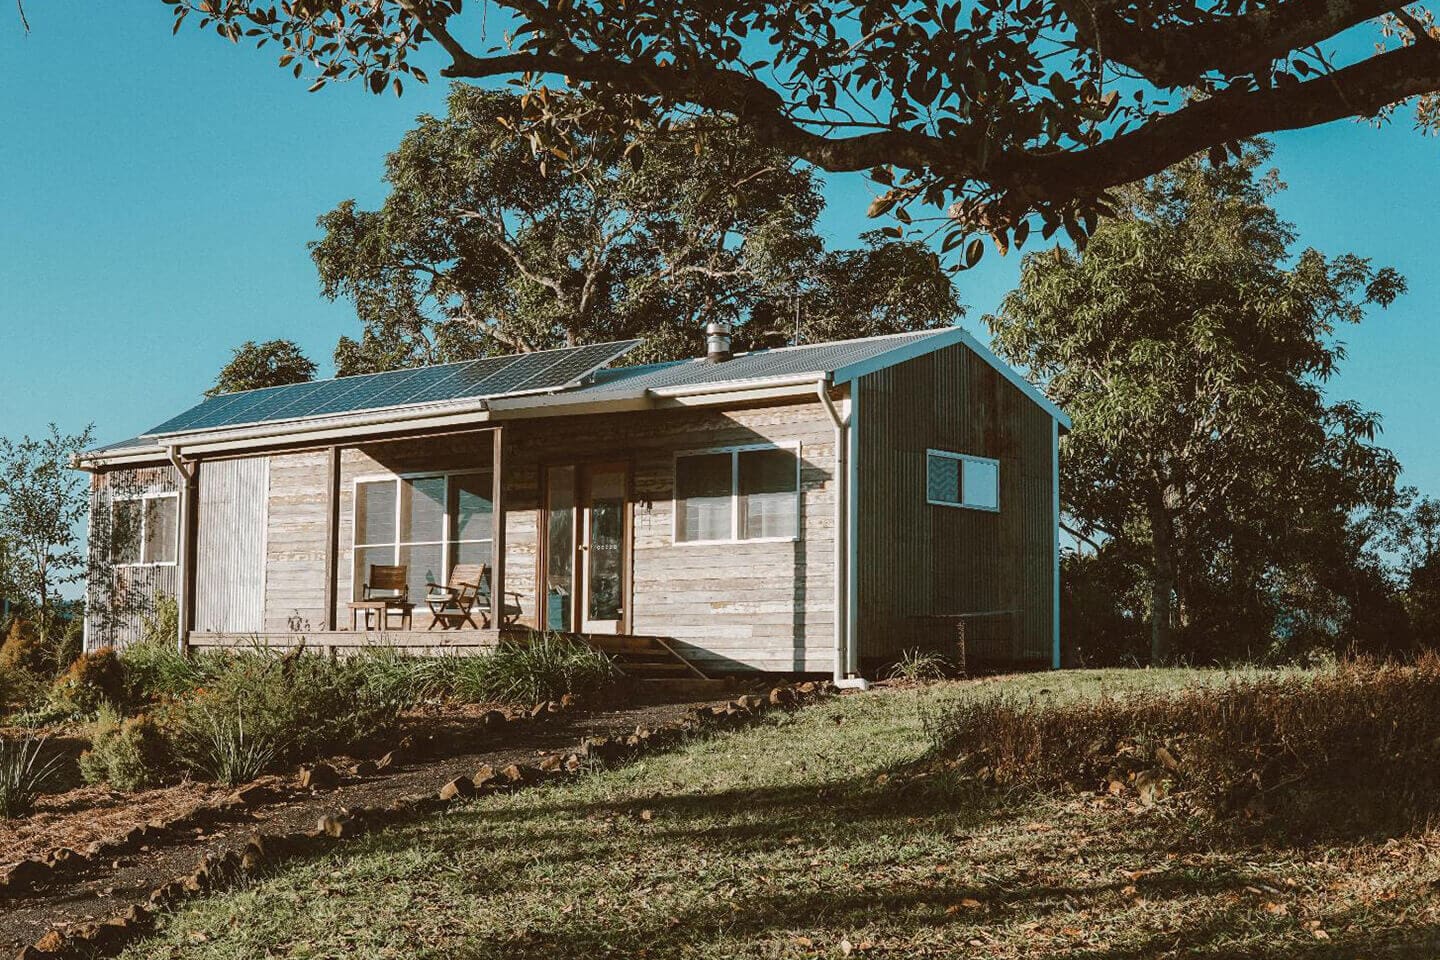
[705,321,733,363]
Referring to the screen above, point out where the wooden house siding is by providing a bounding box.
[500,399,837,673]
[855,341,1056,665]
[85,465,182,650]
[261,451,331,632]
[194,456,269,633]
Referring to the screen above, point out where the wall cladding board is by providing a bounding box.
[262,451,331,632]
[502,400,838,672]
[856,342,1056,665]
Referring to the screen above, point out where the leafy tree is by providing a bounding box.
[171,0,1440,254]
[314,86,960,373]
[1379,487,1440,643]
[207,340,318,397]
[987,143,1405,664]
[0,426,95,643]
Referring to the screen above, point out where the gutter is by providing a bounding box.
[816,378,869,691]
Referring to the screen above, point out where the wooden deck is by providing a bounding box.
[186,629,711,679]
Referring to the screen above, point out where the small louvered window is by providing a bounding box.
[926,450,1000,512]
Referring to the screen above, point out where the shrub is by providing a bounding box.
[886,648,955,682]
[0,734,62,818]
[168,648,400,778]
[460,633,620,705]
[355,648,458,706]
[49,647,127,716]
[0,619,51,676]
[79,706,170,792]
[923,657,1440,841]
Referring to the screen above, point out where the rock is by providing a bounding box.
[1135,769,1171,807]
[374,750,397,771]
[564,754,583,773]
[559,693,577,708]
[1155,746,1182,773]
[227,783,271,807]
[317,814,355,839]
[84,841,105,857]
[350,759,378,777]
[299,762,340,790]
[123,903,151,924]
[46,847,78,866]
[529,703,549,719]
[439,776,476,801]
[500,763,528,784]
[481,709,508,729]
[33,930,65,953]
[797,681,818,695]
[768,686,796,706]
[3,858,51,892]
[545,700,563,714]
[737,694,764,712]
[241,837,267,872]
[473,764,497,788]
[537,754,563,772]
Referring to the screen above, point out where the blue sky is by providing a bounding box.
[2,7,1437,493]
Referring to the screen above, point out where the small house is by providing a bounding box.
[78,326,1068,682]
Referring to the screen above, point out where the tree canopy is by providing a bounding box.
[314,85,960,373]
[207,339,318,396]
[170,0,1440,257]
[987,143,1405,663]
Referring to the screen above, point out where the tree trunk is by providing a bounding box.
[1150,507,1177,665]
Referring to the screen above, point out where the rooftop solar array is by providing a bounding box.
[146,340,641,437]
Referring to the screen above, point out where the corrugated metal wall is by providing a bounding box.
[194,456,269,633]
[856,341,1057,666]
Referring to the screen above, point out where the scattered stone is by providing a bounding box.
[3,858,51,892]
[737,694,764,712]
[481,710,508,729]
[1135,769,1171,807]
[545,700,563,714]
[500,763,528,784]
[564,754,583,773]
[537,754,563,772]
[1155,745,1183,773]
[798,681,818,695]
[439,776,476,801]
[559,692,577,708]
[317,814,356,839]
[33,930,65,953]
[299,762,340,790]
[769,686,796,706]
[350,759,378,777]
[529,703,548,719]
[473,764,497,788]
[227,783,271,808]
[374,750,397,771]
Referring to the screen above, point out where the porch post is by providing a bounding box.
[169,449,199,656]
[491,427,505,631]
[323,445,340,632]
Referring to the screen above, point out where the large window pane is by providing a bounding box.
[676,453,732,542]
[739,449,797,539]
[112,499,143,565]
[403,476,447,544]
[144,497,179,564]
[926,453,961,505]
[356,480,397,546]
[546,466,575,630]
[450,472,493,543]
[962,457,999,510]
[398,543,445,601]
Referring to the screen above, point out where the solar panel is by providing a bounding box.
[144,340,642,437]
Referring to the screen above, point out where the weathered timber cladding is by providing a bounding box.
[501,400,836,673]
[194,456,269,633]
[855,341,1055,665]
[85,464,181,650]
[262,451,330,632]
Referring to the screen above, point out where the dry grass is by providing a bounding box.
[114,669,1440,959]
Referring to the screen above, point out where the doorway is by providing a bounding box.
[543,462,630,634]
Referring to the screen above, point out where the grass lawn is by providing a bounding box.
[121,669,1440,959]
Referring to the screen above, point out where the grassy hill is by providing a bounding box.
[120,669,1440,959]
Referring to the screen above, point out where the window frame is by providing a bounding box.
[111,491,180,568]
[671,441,802,546]
[350,469,495,602]
[925,449,1001,513]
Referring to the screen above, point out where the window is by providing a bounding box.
[675,445,799,543]
[926,450,1000,511]
[353,471,493,600]
[112,493,179,566]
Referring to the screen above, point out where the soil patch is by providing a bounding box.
[0,685,752,950]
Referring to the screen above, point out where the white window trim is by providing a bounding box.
[111,490,180,568]
[672,441,803,545]
[350,468,495,603]
[926,449,1001,513]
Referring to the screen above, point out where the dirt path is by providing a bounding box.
[0,690,746,950]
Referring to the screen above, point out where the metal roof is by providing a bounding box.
[145,340,641,438]
[80,327,1067,463]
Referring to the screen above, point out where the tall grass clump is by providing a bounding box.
[0,734,62,818]
[175,705,277,786]
[924,655,1440,840]
[118,597,226,705]
[886,648,956,682]
[464,634,620,705]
